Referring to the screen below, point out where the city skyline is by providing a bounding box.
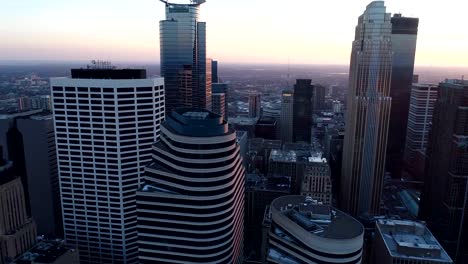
[2,0,468,67]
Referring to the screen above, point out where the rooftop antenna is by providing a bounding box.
[287,57,291,88]
[159,0,206,6]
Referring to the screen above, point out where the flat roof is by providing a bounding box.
[272,195,364,240]
[13,240,76,264]
[376,219,453,263]
[71,68,147,79]
[165,108,230,137]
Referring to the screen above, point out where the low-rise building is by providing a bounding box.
[12,240,79,264]
[374,219,453,264]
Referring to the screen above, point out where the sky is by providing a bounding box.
[1,0,467,67]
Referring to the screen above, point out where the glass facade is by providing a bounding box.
[160,1,211,113]
[387,14,419,178]
[293,79,314,143]
[341,2,393,217]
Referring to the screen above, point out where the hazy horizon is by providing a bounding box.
[2,0,468,67]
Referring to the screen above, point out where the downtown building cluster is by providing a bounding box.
[0,0,467,264]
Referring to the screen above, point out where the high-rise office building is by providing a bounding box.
[419,79,468,263]
[212,60,219,83]
[255,117,277,140]
[0,109,43,209]
[280,90,294,143]
[212,92,226,119]
[248,93,261,118]
[403,84,438,176]
[17,97,32,111]
[332,100,344,113]
[0,111,61,237]
[159,0,211,113]
[374,219,453,264]
[262,105,281,139]
[293,79,314,143]
[16,113,62,237]
[313,84,326,112]
[263,195,364,263]
[301,155,332,205]
[244,175,289,261]
[136,108,245,263]
[386,14,419,178]
[0,156,37,263]
[341,1,393,217]
[51,67,165,264]
[212,83,229,120]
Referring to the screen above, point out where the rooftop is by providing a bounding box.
[71,68,147,80]
[376,219,453,262]
[0,109,43,120]
[269,149,323,164]
[442,79,468,86]
[271,195,364,240]
[13,240,77,264]
[229,116,258,126]
[165,108,230,137]
[160,0,205,7]
[246,174,290,193]
[309,152,327,164]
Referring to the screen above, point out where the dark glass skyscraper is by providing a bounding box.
[293,79,314,143]
[386,14,419,178]
[212,60,219,83]
[159,0,211,113]
[419,79,468,263]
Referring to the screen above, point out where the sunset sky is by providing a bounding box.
[1,0,467,67]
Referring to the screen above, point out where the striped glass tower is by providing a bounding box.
[340,1,393,217]
[137,108,245,263]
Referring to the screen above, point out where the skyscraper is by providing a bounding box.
[51,67,165,264]
[17,113,62,237]
[212,83,229,120]
[159,0,211,113]
[0,155,37,263]
[301,155,332,205]
[386,14,419,178]
[419,79,468,263]
[212,60,219,83]
[280,90,294,143]
[211,92,226,119]
[313,84,326,112]
[292,79,314,143]
[136,108,245,263]
[341,1,393,217]
[403,83,438,176]
[248,92,261,118]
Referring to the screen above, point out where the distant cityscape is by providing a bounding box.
[0,0,467,264]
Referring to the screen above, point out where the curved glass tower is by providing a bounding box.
[137,108,245,263]
[159,0,211,113]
